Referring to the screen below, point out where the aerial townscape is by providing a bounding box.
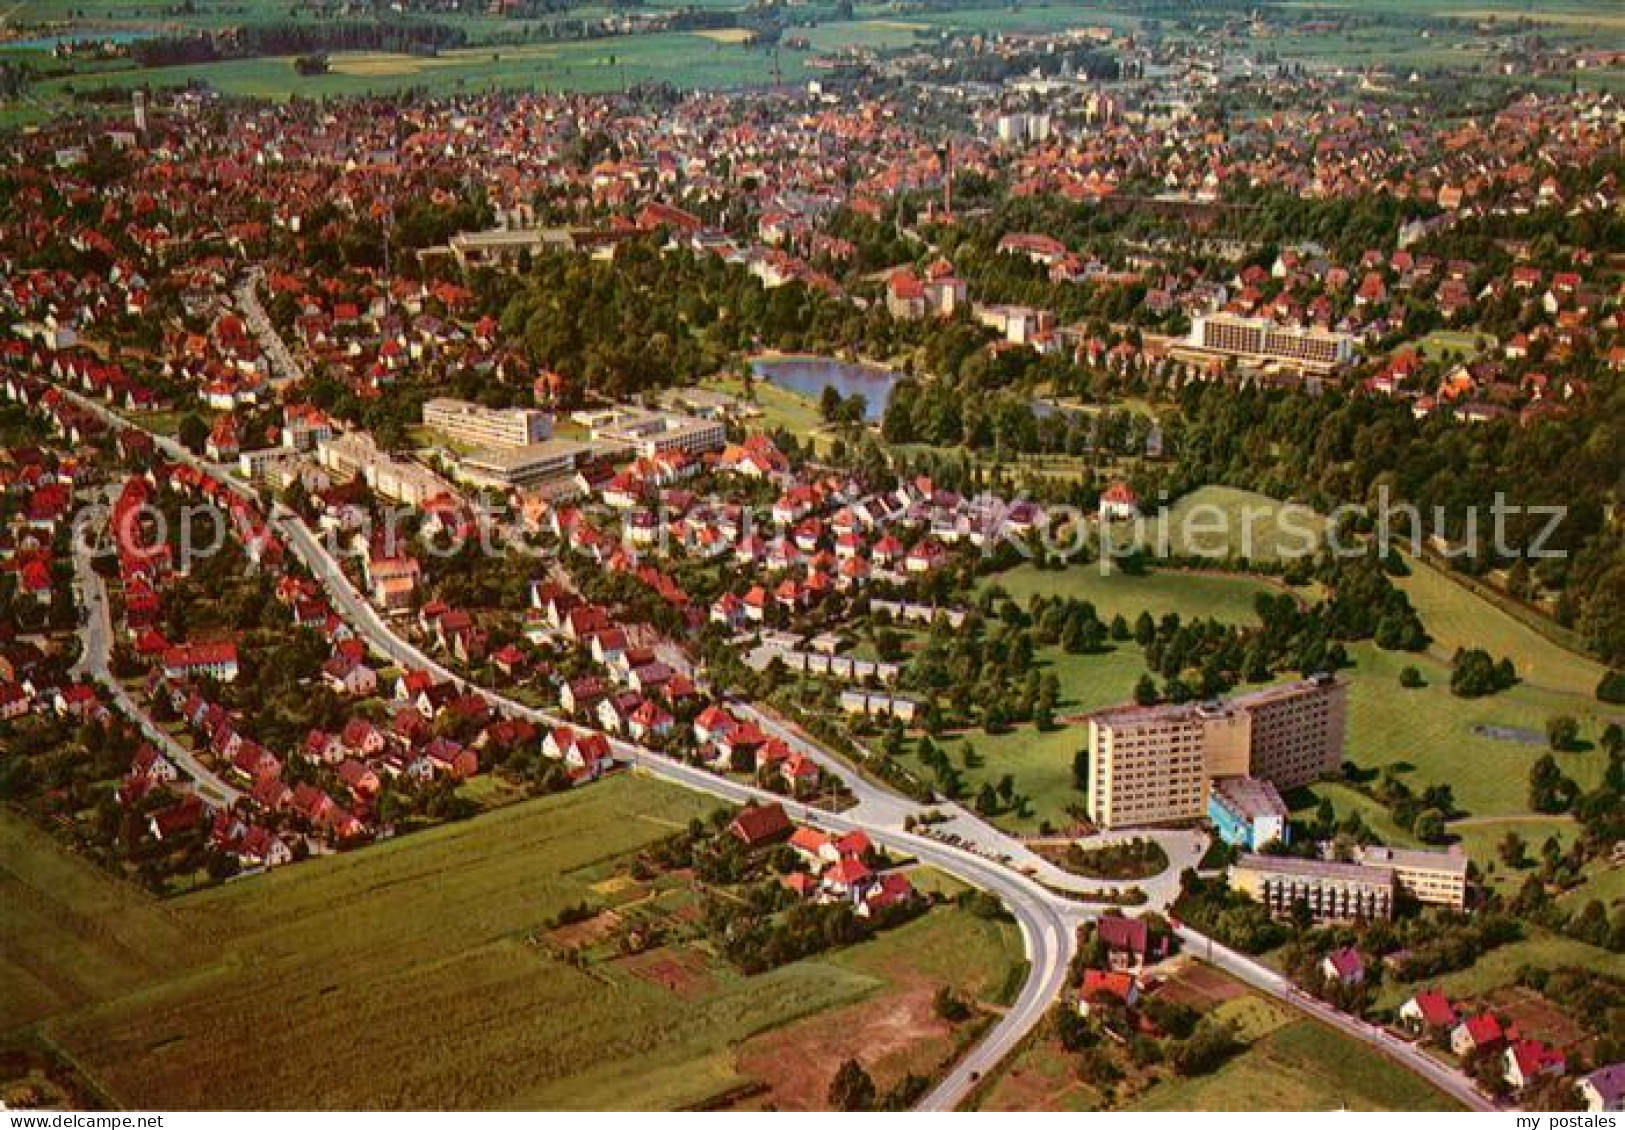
[0,0,1622,1116]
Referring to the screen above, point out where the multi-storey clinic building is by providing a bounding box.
[1230,853,1395,922]
[423,398,553,449]
[1189,314,1356,372]
[1086,675,1346,830]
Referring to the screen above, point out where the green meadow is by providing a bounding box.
[4,775,1020,1109]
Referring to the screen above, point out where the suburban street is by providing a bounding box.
[1177,926,1497,1111]
[55,369,1494,1113]
[68,495,245,808]
[237,268,306,386]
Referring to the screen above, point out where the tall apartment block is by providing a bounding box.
[1230,676,1349,790]
[1085,675,1347,830]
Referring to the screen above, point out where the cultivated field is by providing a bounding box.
[0,812,195,1031]
[5,776,1020,1109]
[731,903,1025,1108]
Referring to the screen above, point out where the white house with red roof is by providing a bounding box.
[162,641,239,682]
[1398,989,1457,1034]
[1503,1040,1566,1090]
[1099,481,1139,520]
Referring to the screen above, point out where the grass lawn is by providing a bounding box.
[986,562,1279,627]
[1133,1018,1461,1111]
[957,536,1611,830]
[1416,329,1495,362]
[949,563,1276,831]
[1341,641,1610,819]
[1288,780,1422,847]
[1446,815,1580,898]
[1373,931,1625,1011]
[1141,485,1329,565]
[701,371,829,445]
[931,645,1150,832]
[1393,556,1607,695]
[12,775,1023,1109]
[1560,855,1625,913]
[127,409,191,437]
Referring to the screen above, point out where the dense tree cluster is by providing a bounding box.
[1449,647,1518,698]
[1168,381,1624,666]
[1174,871,1290,954]
[131,21,467,69]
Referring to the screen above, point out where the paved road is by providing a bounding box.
[616,751,1078,1113]
[69,499,244,808]
[1176,926,1495,1111]
[733,700,1206,906]
[237,268,305,386]
[56,375,1490,1114]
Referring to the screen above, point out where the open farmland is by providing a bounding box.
[731,903,1025,1108]
[0,812,196,1031]
[28,32,802,102]
[6,776,1019,1109]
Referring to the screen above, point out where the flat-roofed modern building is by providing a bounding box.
[1187,313,1356,373]
[1086,704,1212,829]
[444,227,578,271]
[453,439,593,491]
[591,409,726,459]
[1086,676,1346,830]
[1208,775,1290,850]
[318,431,452,507]
[423,397,553,449]
[1230,853,1394,922]
[1359,844,1469,910]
